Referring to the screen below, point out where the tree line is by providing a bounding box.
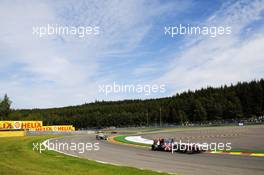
[0,94,12,121]
[5,79,264,128]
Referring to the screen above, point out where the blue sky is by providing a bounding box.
[0,0,264,108]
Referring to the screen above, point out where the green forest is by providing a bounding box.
[2,79,264,129]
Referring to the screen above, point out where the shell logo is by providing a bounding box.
[14,121,21,129]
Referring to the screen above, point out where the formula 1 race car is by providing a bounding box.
[96,133,108,140]
[151,138,205,154]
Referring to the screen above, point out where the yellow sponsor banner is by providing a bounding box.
[30,125,75,132]
[0,121,43,130]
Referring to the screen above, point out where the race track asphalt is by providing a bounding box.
[48,134,264,175]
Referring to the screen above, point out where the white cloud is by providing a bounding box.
[158,0,264,93]
[1,0,262,108]
[0,0,173,108]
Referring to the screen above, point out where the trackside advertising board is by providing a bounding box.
[0,121,43,130]
[29,125,75,132]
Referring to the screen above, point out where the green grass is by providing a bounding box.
[113,135,150,147]
[0,136,168,175]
